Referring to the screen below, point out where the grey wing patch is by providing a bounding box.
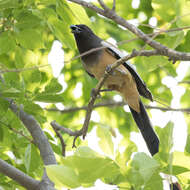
[102,42,153,101]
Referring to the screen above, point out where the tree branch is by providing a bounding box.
[8,99,57,189]
[8,100,56,166]
[178,80,190,84]
[0,158,39,190]
[68,0,190,61]
[52,125,66,157]
[65,46,159,63]
[112,0,116,11]
[47,101,190,113]
[0,121,35,145]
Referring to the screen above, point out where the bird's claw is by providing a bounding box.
[105,65,113,74]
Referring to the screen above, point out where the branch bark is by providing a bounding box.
[0,158,39,190]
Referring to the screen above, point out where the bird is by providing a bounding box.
[70,24,159,156]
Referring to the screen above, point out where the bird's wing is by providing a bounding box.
[101,41,153,101]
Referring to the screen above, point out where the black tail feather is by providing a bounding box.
[170,183,182,190]
[129,100,159,156]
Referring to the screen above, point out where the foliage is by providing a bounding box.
[0,0,190,189]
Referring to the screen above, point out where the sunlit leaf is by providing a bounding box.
[46,165,80,188]
[96,125,114,156]
[0,32,16,54]
[16,29,44,50]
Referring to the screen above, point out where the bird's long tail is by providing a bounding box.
[129,100,159,156]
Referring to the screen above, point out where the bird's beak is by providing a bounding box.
[70,25,82,34]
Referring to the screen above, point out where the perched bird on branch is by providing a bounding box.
[70,24,159,156]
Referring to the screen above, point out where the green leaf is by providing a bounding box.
[14,10,43,30]
[16,29,44,50]
[33,93,64,102]
[181,89,190,108]
[22,69,41,92]
[116,140,137,169]
[1,87,21,98]
[71,147,121,184]
[131,153,160,183]
[172,151,190,171]
[46,165,80,188]
[56,0,75,25]
[96,125,114,156]
[68,1,91,25]
[0,125,4,141]
[23,100,44,115]
[24,144,41,173]
[0,32,16,54]
[163,165,189,175]
[152,0,179,22]
[44,78,62,93]
[15,47,26,68]
[177,31,190,52]
[155,122,174,163]
[0,0,19,9]
[144,172,163,190]
[48,147,122,187]
[0,98,9,117]
[176,0,190,27]
[36,0,56,6]
[24,144,31,173]
[158,31,184,49]
[39,7,75,49]
[185,134,190,154]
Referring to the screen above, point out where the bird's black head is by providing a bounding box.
[70,24,94,36]
[70,24,102,54]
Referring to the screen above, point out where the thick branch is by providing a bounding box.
[68,0,190,61]
[8,100,56,165]
[0,158,39,190]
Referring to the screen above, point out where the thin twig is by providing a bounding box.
[178,80,190,84]
[46,101,190,113]
[51,121,81,148]
[0,119,35,145]
[52,125,66,157]
[98,0,108,10]
[112,0,116,11]
[64,47,158,64]
[0,64,50,74]
[10,127,35,144]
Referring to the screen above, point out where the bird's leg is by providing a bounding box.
[91,88,114,99]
